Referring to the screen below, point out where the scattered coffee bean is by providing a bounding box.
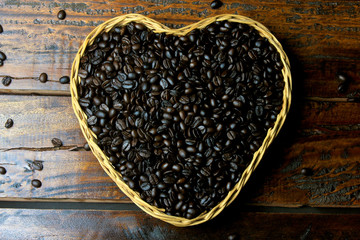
[0,166,6,175]
[77,20,285,219]
[2,76,12,86]
[0,24,3,33]
[227,233,239,240]
[59,76,70,84]
[39,73,48,83]
[5,118,13,128]
[84,143,91,151]
[29,160,43,171]
[336,72,348,83]
[31,179,42,188]
[57,10,66,20]
[0,51,6,61]
[337,82,348,94]
[51,138,63,147]
[210,0,223,9]
[301,168,313,176]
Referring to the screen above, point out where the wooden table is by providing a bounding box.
[1,0,360,239]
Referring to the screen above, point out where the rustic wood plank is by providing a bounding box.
[242,132,360,207]
[0,0,359,97]
[1,209,359,239]
[0,150,128,201]
[0,95,81,149]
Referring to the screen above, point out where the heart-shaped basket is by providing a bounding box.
[70,13,292,227]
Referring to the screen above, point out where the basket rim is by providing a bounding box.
[70,13,292,227]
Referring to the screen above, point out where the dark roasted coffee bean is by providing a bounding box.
[301,168,313,176]
[30,160,43,171]
[227,233,240,240]
[227,131,236,140]
[0,51,6,61]
[57,10,66,20]
[336,73,348,83]
[337,83,348,94]
[5,118,13,128]
[87,116,97,126]
[0,166,6,175]
[39,73,48,83]
[2,76,12,86]
[51,138,63,147]
[84,143,91,151]
[31,179,42,188]
[59,76,70,84]
[210,0,223,9]
[0,25,3,33]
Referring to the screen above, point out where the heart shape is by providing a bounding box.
[71,14,291,226]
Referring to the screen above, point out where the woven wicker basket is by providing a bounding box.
[70,14,292,227]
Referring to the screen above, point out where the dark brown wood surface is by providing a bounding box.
[1,0,360,239]
[2,209,360,240]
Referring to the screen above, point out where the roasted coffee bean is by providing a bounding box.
[57,10,66,20]
[84,143,91,151]
[30,160,44,171]
[87,116,97,126]
[0,24,3,33]
[2,76,12,86]
[210,0,223,9]
[338,83,348,94]
[31,179,42,188]
[5,118,13,128]
[227,233,240,240]
[0,51,6,61]
[51,138,63,147]
[39,73,48,83]
[0,166,6,175]
[59,76,70,84]
[301,168,313,176]
[76,20,285,219]
[336,72,348,83]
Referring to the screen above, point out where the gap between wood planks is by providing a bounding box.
[1,200,360,215]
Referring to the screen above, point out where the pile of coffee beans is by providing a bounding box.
[77,20,284,218]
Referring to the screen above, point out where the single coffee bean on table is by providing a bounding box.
[59,76,70,84]
[0,24,3,33]
[0,166,6,175]
[5,118,13,128]
[84,143,91,151]
[39,73,48,83]
[336,72,349,83]
[31,179,42,188]
[2,76,12,86]
[57,10,66,20]
[28,160,44,171]
[77,20,285,219]
[0,51,6,61]
[227,233,240,240]
[301,168,313,176]
[51,138,63,147]
[210,0,223,9]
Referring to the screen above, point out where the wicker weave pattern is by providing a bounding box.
[70,14,292,227]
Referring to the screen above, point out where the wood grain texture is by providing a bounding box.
[1,209,360,239]
[0,150,128,201]
[0,0,359,97]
